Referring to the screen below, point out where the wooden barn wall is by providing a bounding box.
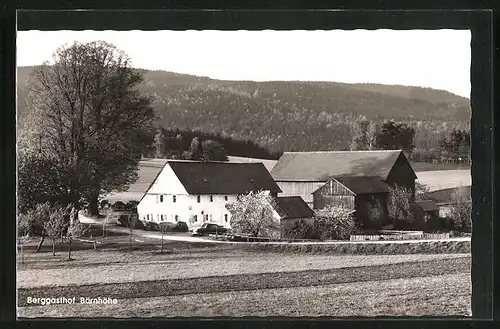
[276,181,325,205]
[385,153,416,197]
[355,193,389,229]
[313,180,355,210]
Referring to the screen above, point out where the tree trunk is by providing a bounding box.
[36,236,45,252]
[87,191,100,216]
[60,231,64,246]
[52,238,56,256]
[129,231,133,250]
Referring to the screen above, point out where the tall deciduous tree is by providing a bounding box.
[153,128,166,158]
[19,41,156,216]
[17,154,69,214]
[350,119,370,151]
[201,140,228,162]
[376,120,415,152]
[225,191,280,238]
[188,137,203,161]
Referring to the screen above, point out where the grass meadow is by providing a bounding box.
[17,234,471,318]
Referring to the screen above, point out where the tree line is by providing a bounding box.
[349,118,471,164]
[148,128,281,161]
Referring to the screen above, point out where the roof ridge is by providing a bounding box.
[167,160,263,165]
[283,150,402,154]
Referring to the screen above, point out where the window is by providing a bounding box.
[161,214,164,221]
[173,195,176,203]
[204,214,209,222]
[210,195,213,202]
[197,195,201,203]
[175,215,179,222]
[224,214,228,222]
[157,214,159,221]
[160,195,164,203]
[147,214,149,221]
[194,215,198,222]
[209,214,213,221]
[224,196,228,201]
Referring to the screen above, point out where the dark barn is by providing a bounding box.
[271,150,417,209]
[313,176,391,229]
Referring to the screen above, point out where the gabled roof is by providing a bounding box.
[424,186,471,205]
[274,196,315,219]
[271,150,404,182]
[415,200,440,212]
[315,176,390,195]
[227,156,278,172]
[168,161,282,195]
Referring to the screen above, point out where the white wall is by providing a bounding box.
[137,164,238,229]
[138,194,237,229]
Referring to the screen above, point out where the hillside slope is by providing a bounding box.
[17,66,470,153]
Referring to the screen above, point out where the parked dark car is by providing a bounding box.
[192,223,228,236]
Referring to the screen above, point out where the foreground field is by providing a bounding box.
[17,238,471,318]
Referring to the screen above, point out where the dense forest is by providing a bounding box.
[17,66,470,158]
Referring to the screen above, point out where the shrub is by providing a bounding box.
[125,201,139,213]
[117,214,145,230]
[143,221,160,231]
[159,222,177,232]
[449,197,471,233]
[282,219,316,240]
[314,205,357,240]
[172,221,189,232]
[388,185,414,228]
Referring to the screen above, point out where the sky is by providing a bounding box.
[17,29,471,98]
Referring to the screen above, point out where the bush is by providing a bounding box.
[143,221,160,231]
[282,219,316,240]
[125,201,139,213]
[314,205,357,240]
[117,214,145,229]
[172,221,189,232]
[159,222,177,232]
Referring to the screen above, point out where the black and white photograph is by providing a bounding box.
[16,27,472,318]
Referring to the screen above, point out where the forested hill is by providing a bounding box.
[17,66,470,153]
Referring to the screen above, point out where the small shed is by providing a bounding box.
[274,196,315,239]
[414,200,440,220]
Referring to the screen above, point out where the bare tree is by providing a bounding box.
[17,202,52,252]
[43,205,71,256]
[19,41,156,216]
[127,214,139,250]
[66,207,88,260]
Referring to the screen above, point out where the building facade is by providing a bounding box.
[312,176,390,229]
[137,160,281,230]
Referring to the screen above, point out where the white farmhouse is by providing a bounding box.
[137,160,282,230]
